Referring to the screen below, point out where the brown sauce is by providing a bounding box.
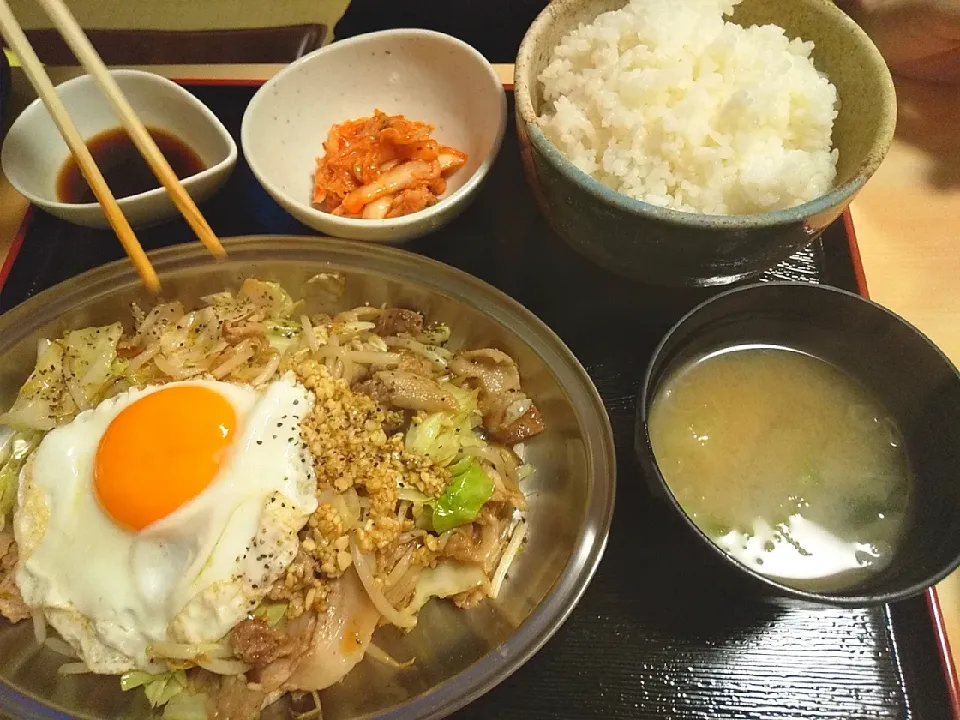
[56,126,205,204]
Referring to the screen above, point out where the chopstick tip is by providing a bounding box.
[143,271,161,293]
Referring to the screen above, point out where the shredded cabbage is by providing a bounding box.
[0,432,40,531]
[120,669,155,691]
[306,271,347,302]
[121,669,187,707]
[238,279,298,318]
[0,426,13,467]
[265,319,302,355]
[446,384,480,420]
[64,323,124,393]
[161,691,208,720]
[199,290,234,306]
[202,280,299,326]
[0,324,123,431]
[0,340,67,431]
[406,561,486,613]
[431,457,495,533]
[404,384,482,466]
[416,322,451,346]
[397,486,431,503]
[110,356,130,377]
[253,601,288,626]
[405,413,459,466]
[146,673,187,708]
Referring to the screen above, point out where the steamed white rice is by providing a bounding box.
[537,0,840,215]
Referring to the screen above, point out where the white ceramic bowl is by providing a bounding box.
[241,29,507,244]
[1,70,237,228]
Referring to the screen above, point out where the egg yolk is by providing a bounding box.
[95,386,237,531]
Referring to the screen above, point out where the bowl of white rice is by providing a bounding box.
[515,0,896,286]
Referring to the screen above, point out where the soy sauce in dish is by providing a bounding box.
[56,126,205,204]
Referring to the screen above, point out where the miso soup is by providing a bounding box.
[649,345,911,592]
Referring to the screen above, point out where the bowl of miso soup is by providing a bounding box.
[636,282,960,606]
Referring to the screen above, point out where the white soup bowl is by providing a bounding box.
[241,29,507,244]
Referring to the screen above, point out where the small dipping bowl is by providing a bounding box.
[1,69,237,228]
[635,282,960,606]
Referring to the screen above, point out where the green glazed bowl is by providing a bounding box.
[515,0,897,287]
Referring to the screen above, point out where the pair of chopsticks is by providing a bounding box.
[0,0,226,292]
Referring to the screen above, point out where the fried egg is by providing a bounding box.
[14,374,317,673]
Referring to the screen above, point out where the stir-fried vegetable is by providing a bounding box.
[0,432,40,531]
[161,691,209,720]
[0,324,123,431]
[405,385,482,466]
[121,669,187,707]
[405,413,459,466]
[238,279,298,318]
[406,561,487,613]
[1,339,69,431]
[430,457,495,533]
[202,280,298,324]
[215,279,300,319]
[120,669,158,691]
[64,324,125,400]
[415,322,451,346]
[265,319,302,355]
[252,601,288,627]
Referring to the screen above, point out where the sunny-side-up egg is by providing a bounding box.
[13,373,318,674]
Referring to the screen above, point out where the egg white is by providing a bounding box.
[14,373,317,672]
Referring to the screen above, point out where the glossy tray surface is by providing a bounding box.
[0,84,952,720]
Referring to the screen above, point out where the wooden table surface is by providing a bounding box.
[1,63,959,692]
[846,76,960,687]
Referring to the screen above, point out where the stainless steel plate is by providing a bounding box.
[0,236,616,720]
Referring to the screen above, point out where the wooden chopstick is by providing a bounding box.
[36,0,227,260]
[0,0,160,291]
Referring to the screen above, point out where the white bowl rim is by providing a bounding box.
[1,69,239,211]
[240,28,508,230]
